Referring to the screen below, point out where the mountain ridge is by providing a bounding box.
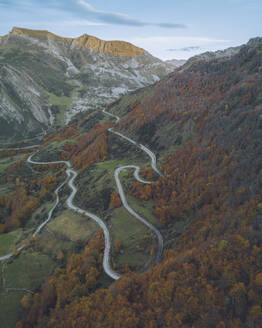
[1,27,145,57]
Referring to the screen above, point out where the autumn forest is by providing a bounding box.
[0,37,262,328]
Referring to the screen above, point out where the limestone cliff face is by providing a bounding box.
[73,34,144,57]
[9,27,144,57]
[0,64,49,139]
[10,27,73,42]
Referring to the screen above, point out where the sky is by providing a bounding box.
[0,0,261,60]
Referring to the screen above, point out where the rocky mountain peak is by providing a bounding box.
[7,27,145,57]
[9,27,72,41]
[73,34,145,57]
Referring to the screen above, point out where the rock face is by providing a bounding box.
[0,27,174,141]
[73,34,145,57]
[0,64,48,139]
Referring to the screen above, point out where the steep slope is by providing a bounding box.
[0,27,173,141]
[17,37,262,328]
[180,44,242,71]
[0,64,49,139]
[164,45,241,73]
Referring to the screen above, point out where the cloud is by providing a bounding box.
[167,46,201,52]
[158,23,186,28]
[26,19,106,28]
[76,0,186,28]
[67,19,105,27]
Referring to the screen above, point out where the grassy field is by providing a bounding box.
[0,230,23,256]
[0,252,55,328]
[4,252,54,290]
[47,209,98,243]
[126,195,159,227]
[109,205,156,273]
[96,159,130,183]
[34,208,99,259]
[0,154,25,174]
[0,290,24,328]
[47,92,72,126]
[48,93,72,107]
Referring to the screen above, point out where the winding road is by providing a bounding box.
[0,144,39,152]
[104,110,164,263]
[0,107,164,281]
[108,128,163,177]
[28,154,121,280]
[103,109,163,176]
[27,154,70,237]
[102,108,120,123]
[65,166,120,280]
[115,165,163,262]
[0,156,69,262]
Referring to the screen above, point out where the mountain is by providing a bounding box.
[164,45,242,72]
[165,58,186,68]
[0,27,174,141]
[7,36,261,328]
[180,44,242,71]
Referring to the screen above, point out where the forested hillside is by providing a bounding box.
[13,37,262,328]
